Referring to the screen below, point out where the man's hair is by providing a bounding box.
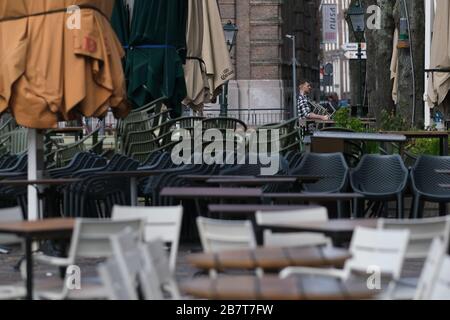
[299,79,310,86]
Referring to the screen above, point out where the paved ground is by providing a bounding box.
[0,240,423,299]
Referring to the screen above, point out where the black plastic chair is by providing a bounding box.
[350,154,408,219]
[411,155,450,218]
[292,153,349,217]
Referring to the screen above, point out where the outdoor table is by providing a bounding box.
[206,177,298,187]
[160,187,263,200]
[313,131,407,142]
[0,218,75,300]
[208,204,317,215]
[187,246,351,271]
[206,175,322,187]
[181,275,379,300]
[265,218,377,247]
[0,179,82,219]
[381,131,449,156]
[179,175,255,183]
[95,170,174,206]
[263,192,364,202]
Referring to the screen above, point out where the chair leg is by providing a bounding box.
[413,195,422,219]
[439,202,447,217]
[397,194,404,219]
[337,200,343,219]
[353,198,360,219]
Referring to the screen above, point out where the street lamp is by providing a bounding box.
[345,0,365,117]
[286,34,297,118]
[220,21,238,117]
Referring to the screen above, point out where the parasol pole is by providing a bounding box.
[27,129,44,221]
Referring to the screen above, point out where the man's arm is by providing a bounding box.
[307,113,329,121]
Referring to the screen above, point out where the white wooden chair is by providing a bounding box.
[388,237,447,300]
[378,216,450,259]
[98,256,138,301]
[112,205,183,273]
[255,207,332,248]
[429,255,450,300]
[34,219,144,300]
[0,207,23,249]
[0,207,25,300]
[280,227,410,288]
[139,239,181,300]
[108,228,141,300]
[415,237,447,300]
[196,217,257,252]
[196,217,259,278]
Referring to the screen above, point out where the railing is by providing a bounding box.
[82,107,291,132]
[203,108,290,127]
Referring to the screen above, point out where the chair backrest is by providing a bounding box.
[109,228,142,298]
[346,227,410,280]
[414,238,447,300]
[67,219,144,261]
[412,155,450,195]
[378,216,450,259]
[292,153,349,192]
[112,206,183,273]
[98,256,138,300]
[139,239,181,300]
[429,255,450,300]
[256,207,330,248]
[350,154,408,194]
[0,207,23,245]
[196,217,257,252]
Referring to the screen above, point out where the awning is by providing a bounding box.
[0,0,129,129]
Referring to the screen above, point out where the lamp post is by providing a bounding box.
[286,34,297,118]
[220,21,238,117]
[345,0,365,118]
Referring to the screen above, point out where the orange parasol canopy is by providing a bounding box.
[0,0,129,129]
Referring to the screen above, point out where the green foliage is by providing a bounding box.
[379,110,409,131]
[407,139,440,156]
[333,108,365,132]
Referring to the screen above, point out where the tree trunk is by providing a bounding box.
[395,0,425,128]
[363,0,396,125]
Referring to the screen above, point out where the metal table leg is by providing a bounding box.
[25,237,33,300]
[130,177,138,206]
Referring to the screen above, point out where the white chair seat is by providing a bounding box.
[0,285,26,300]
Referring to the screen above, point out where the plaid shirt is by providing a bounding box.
[297,94,311,119]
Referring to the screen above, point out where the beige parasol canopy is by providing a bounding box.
[0,0,129,129]
[183,0,234,111]
[427,0,450,106]
[183,0,209,111]
[390,29,399,104]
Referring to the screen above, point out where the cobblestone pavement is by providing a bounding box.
[0,242,423,299]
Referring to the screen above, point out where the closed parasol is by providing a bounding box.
[0,0,129,220]
[112,0,188,117]
[427,0,450,106]
[0,0,129,129]
[183,0,234,111]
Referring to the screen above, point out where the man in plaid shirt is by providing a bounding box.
[297,80,329,121]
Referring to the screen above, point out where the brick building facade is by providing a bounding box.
[215,0,321,119]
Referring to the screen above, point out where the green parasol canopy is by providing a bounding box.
[112,0,188,117]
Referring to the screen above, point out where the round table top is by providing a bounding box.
[181,275,379,300]
[187,246,351,271]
